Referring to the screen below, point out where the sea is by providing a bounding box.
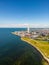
[0,28,27,65]
[0,28,45,65]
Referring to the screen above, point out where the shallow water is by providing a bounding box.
[0,28,44,65]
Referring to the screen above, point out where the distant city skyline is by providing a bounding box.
[0,0,49,28]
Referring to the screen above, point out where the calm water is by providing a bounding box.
[0,28,43,65]
[0,28,27,64]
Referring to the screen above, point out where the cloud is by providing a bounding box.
[0,24,49,28]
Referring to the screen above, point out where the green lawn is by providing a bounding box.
[33,40,49,58]
[14,37,48,65]
[21,37,49,58]
[21,37,49,60]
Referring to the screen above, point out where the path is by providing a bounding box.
[21,38,49,64]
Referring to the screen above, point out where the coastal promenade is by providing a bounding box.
[21,37,49,64]
[11,32,49,65]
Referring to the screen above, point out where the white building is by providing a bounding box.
[27,25,30,33]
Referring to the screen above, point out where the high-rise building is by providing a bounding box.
[28,26,30,33]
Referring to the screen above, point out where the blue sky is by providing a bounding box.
[0,0,49,28]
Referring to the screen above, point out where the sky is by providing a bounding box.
[0,0,49,28]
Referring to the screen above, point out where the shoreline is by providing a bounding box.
[11,32,49,64]
[21,37,49,64]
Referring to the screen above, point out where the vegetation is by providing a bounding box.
[14,51,47,65]
[21,37,49,65]
[21,37,49,58]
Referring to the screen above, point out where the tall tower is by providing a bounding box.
[27,25,30,33]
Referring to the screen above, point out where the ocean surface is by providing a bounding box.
[0,28,27,65]
[0,28,44,65]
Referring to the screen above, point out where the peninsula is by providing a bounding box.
[11,28,49,65]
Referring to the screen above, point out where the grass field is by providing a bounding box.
[22,37,49,58]
[21,37,49,65]
[21,37,49,58]
[14,37,49,65]
[35,40,49,58]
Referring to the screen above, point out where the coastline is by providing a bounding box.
[11,32,49,64]
[21,37,49,64]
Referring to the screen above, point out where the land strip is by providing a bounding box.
[21,37,49,64]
